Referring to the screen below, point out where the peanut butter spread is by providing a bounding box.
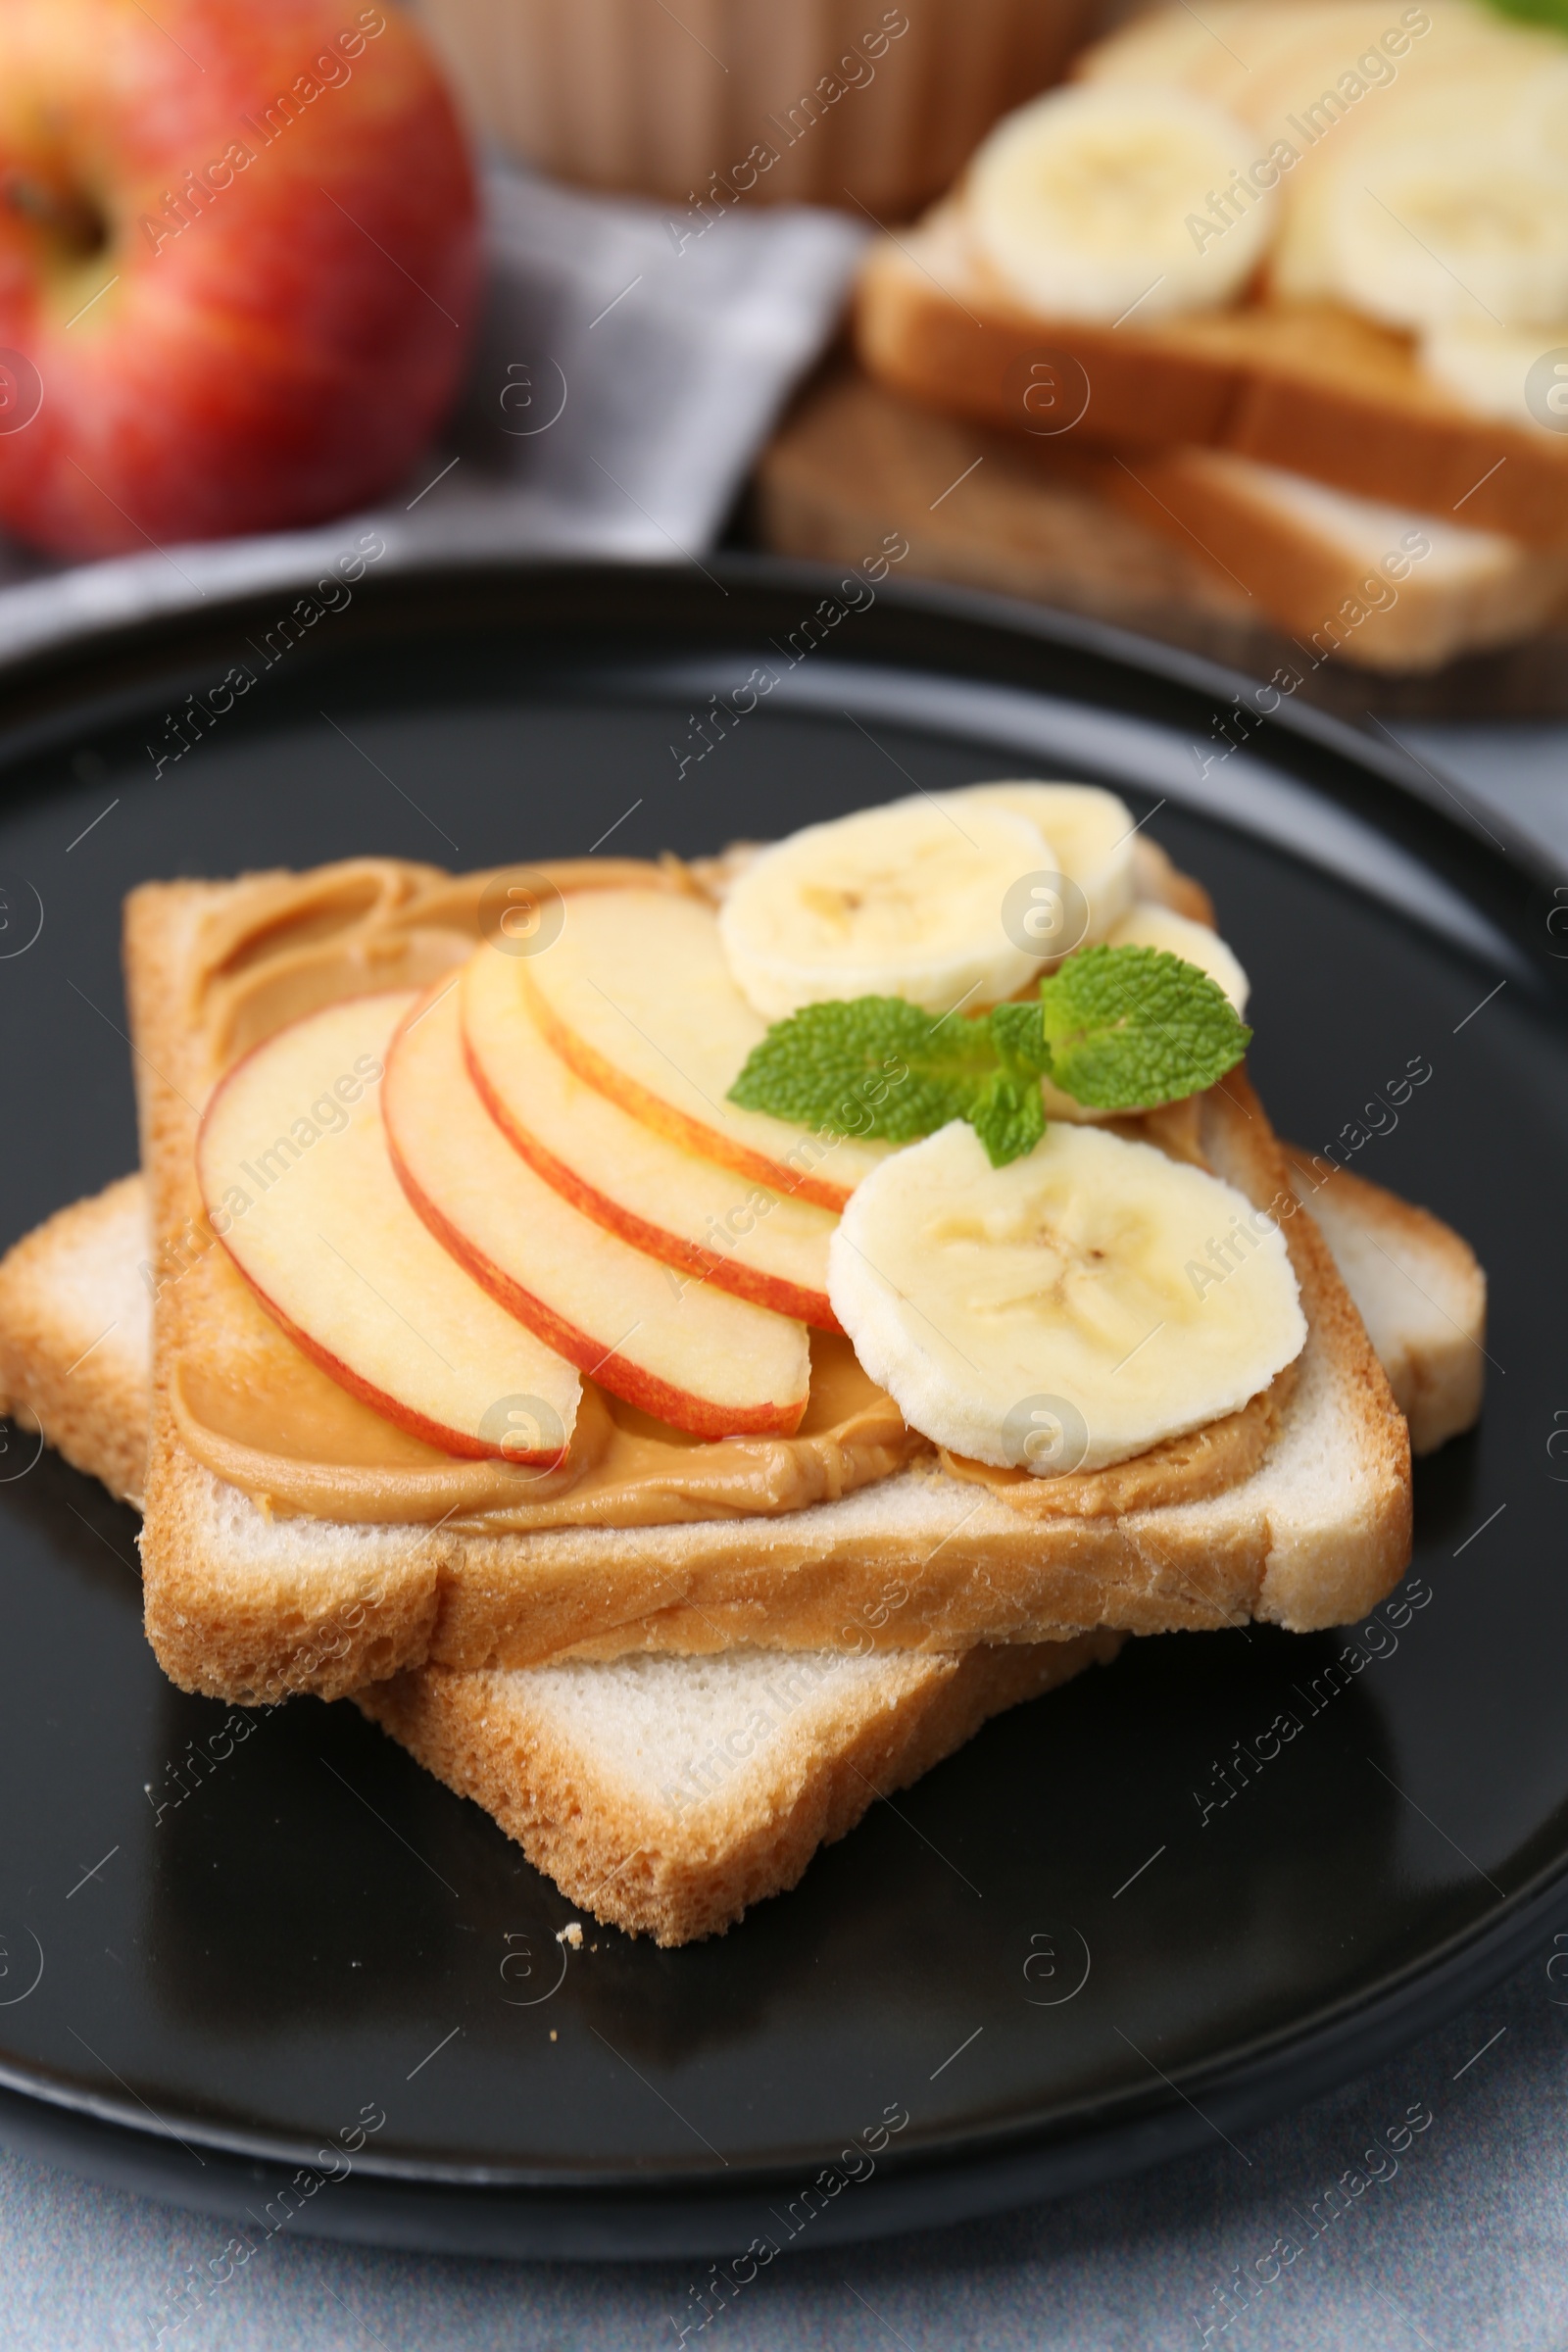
[170,856,1292,1528]
[938,1358,1298,1517]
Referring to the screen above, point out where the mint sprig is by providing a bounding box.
[727,944,1250,1167]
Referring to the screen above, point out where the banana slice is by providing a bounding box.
[830,1122,1304,1473]
[1516,53,1568,171]
[1422,318,1568,428]
[1278,60,1523,308]
[1104,903,1250,1015]
[938,782,1138,952]
[965,83,1276,323]
[1267,58,1536,307]
[717,796,1055,1021]
[1329,140,1568,333]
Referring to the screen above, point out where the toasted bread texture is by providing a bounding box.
[0,1167,1480,1937]
[1106,449,1568,674]
[1286,1149,1486,1456]
[359,1636,1118,1944]
[123,857,1416,1698]
[0,1176,1120,1943]
[757,366,1568,686]
[854,207,1568,551]
[0,1176,152,1510]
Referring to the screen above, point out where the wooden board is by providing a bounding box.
[752,363,1568,720]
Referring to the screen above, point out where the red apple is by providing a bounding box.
[0,0,479,556]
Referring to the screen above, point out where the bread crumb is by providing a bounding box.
[557,1921,583,1949]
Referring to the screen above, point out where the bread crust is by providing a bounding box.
[1286,1147,1486,1456]
[855,219,1568,549]
[0,1173,1126,1944]
[1104,449,1568,674]
[126,866,1412,1698]
[0,1175,150,1508]
[357,1632,1124,1945]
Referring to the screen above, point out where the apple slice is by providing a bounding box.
[462,947,840,1329]
[197,995,581,1462]
[384,977,811,1438]
[520,889,895,1213]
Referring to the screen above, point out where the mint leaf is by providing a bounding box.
[1040,944,1250,1108]
[970,1070,1045,1165]
[726,996,993,1142]
[727,994,1045,1166]
[988,999,1054,1081]
[1479,0,1568,29]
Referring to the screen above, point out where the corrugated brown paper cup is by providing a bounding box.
[416,0,1096,219]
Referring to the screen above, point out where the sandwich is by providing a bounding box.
[855,1,1568,550]
[121,785,1421,1712]
[758,363,1568,675]
[0,1139,1481,1942]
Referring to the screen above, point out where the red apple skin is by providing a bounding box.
[461,1024,843,1333]
[387,1116,811,1444]
[384,996,809,1440]
[0,0,479,556]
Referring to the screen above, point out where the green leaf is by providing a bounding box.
[969,1069,1046,1166]
[1479,0,1568,30]
[725,943,1250,1170]
[726,996,995,1143]
[1040,943,1250,1109]
[987,998,1054,1081]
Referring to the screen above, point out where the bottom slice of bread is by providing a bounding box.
[359,1636,1117,1944]
[1285,1150,1485,1456]
[0,1158,1484,1942]
[0,1177,1119,1942]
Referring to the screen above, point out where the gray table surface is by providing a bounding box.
[0,721,1563,2349]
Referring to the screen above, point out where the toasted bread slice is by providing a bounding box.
[757,365,1568,678]
[854,207,1568,550]
[857,1,1568,545]
[124,858,1414,1698]
[0,1175,152,1509]
[0,1158,1480,1938]
[0,1177,1119,1943]
[1286,1148,1485,1455]
[1107,449,1568,673]
[357,1640,1113,1945]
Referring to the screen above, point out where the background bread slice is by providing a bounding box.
[756,366,1568,710]
[854,211,1568,550]
[0,1177,1119,1943]
[1106,449,1568,673]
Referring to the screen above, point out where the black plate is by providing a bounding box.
[0,558,1561,2261]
